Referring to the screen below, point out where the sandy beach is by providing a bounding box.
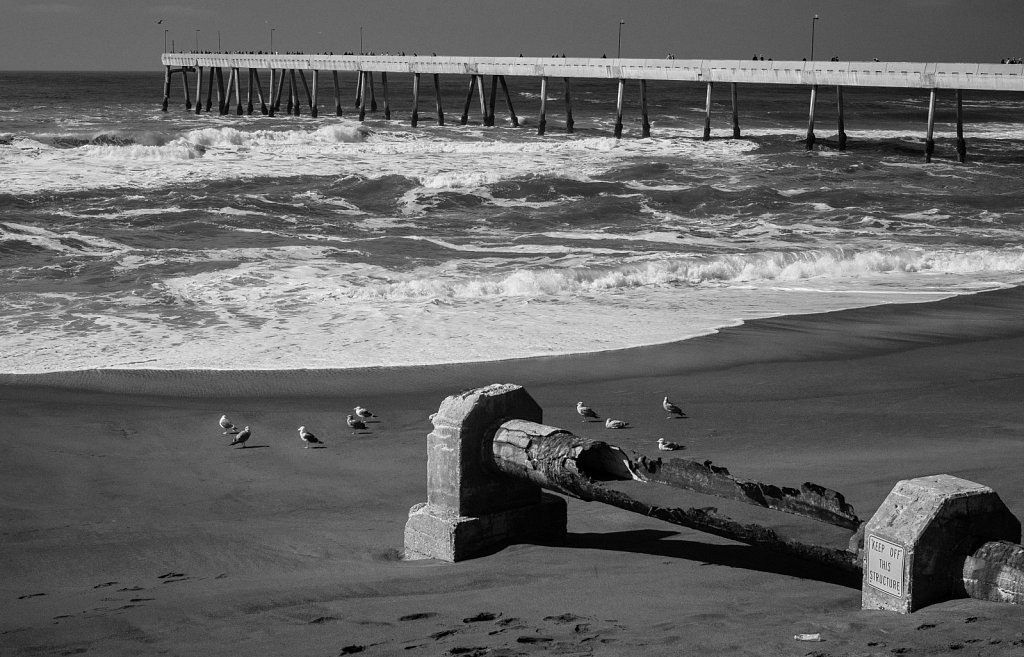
[2,288,1023,656]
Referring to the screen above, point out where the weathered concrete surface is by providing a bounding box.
[404,384,567,561]
[634,455,861,530]
[862,474,1021,613]
[962,539,1024,605]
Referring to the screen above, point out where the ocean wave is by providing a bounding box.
[153,245,1024,309]
[0,222,130,256]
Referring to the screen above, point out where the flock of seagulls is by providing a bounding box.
[219,396,688,453]
[577,397,688,451]
[218,406,377,449]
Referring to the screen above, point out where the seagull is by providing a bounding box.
[347,414,367,433]
[229,426,251,447]
[605,418,629,429]
[219,414,239,434]
[657,438,683,451]
[576,401,600,422]
[298,426,322,448]
[663,397,687,419]
[353,406,376,419]
[155,19,164,24]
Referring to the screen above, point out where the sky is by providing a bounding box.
[1,0,1022,71]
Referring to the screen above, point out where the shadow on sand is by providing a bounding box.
[546,529,861,589]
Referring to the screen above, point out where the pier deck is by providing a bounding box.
[161,54,1024,92]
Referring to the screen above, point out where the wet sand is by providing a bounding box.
[2,288,1023,656]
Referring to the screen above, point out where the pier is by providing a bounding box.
[160,54,1024,162]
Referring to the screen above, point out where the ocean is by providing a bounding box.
[1,70,1023,374]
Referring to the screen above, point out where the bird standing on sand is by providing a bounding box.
[354,406,376,420]
[657,438,683,451]
[298,426,322,448]
[605,418,629,429]
[229,426,251,447]
[347,414,367,433]
[576,401,600,422]
[219,414,239,434]
[663,397,687,419]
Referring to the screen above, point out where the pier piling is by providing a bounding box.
[703,82,713,141]
[475,75,488,126]
[487,75,498,127]
[274,69,285,114]
[162,66,171,112]
[410,72,420,127]
[382,71,391,120]
[460,78,474,125]
[307,71,315,118]
[205,67,214,113]
[956,89,967,162]
[252,69,268,115]
[245,69,254,114]
[499,76,517,127]
[232,67,243,115]
[640,79,651,137]
[537,76,548,136]
[837,86,847,150]
[563,78,574,133]
[358,71,369,121]
[730,82,740,138]
[433,73,445,126]
[614,78,625,139]
[194,66,204,114]
[332,71,342,116]
[806,84,818,150]
[215,67,225,115]
[925,88,937,162]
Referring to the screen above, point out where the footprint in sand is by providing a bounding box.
[429,629,458,640]
[462,612,500,623]
[157,572,188,583]
[398,612,437,621]
[17,593,46,599]
[93,581,118,589]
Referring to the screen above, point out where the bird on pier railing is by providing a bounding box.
[662,397,687,419]
[576,401,600,422]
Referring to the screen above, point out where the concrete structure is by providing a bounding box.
[861,474,1021,613]
[161,54,1024,162]
[403,384,567,561]
[407,384,1024,612]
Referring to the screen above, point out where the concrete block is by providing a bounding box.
[404,383,568,561]
[862,474,1021,613]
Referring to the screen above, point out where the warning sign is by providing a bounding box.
[866,535,905,597]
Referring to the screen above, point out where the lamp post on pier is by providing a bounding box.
[617,19,625,58]
[810,14,819,61]
[270,28,275,53]
[360,26,364,54]
[194,29,200,52]
[164,29,168,53]
[217,30,221,52]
